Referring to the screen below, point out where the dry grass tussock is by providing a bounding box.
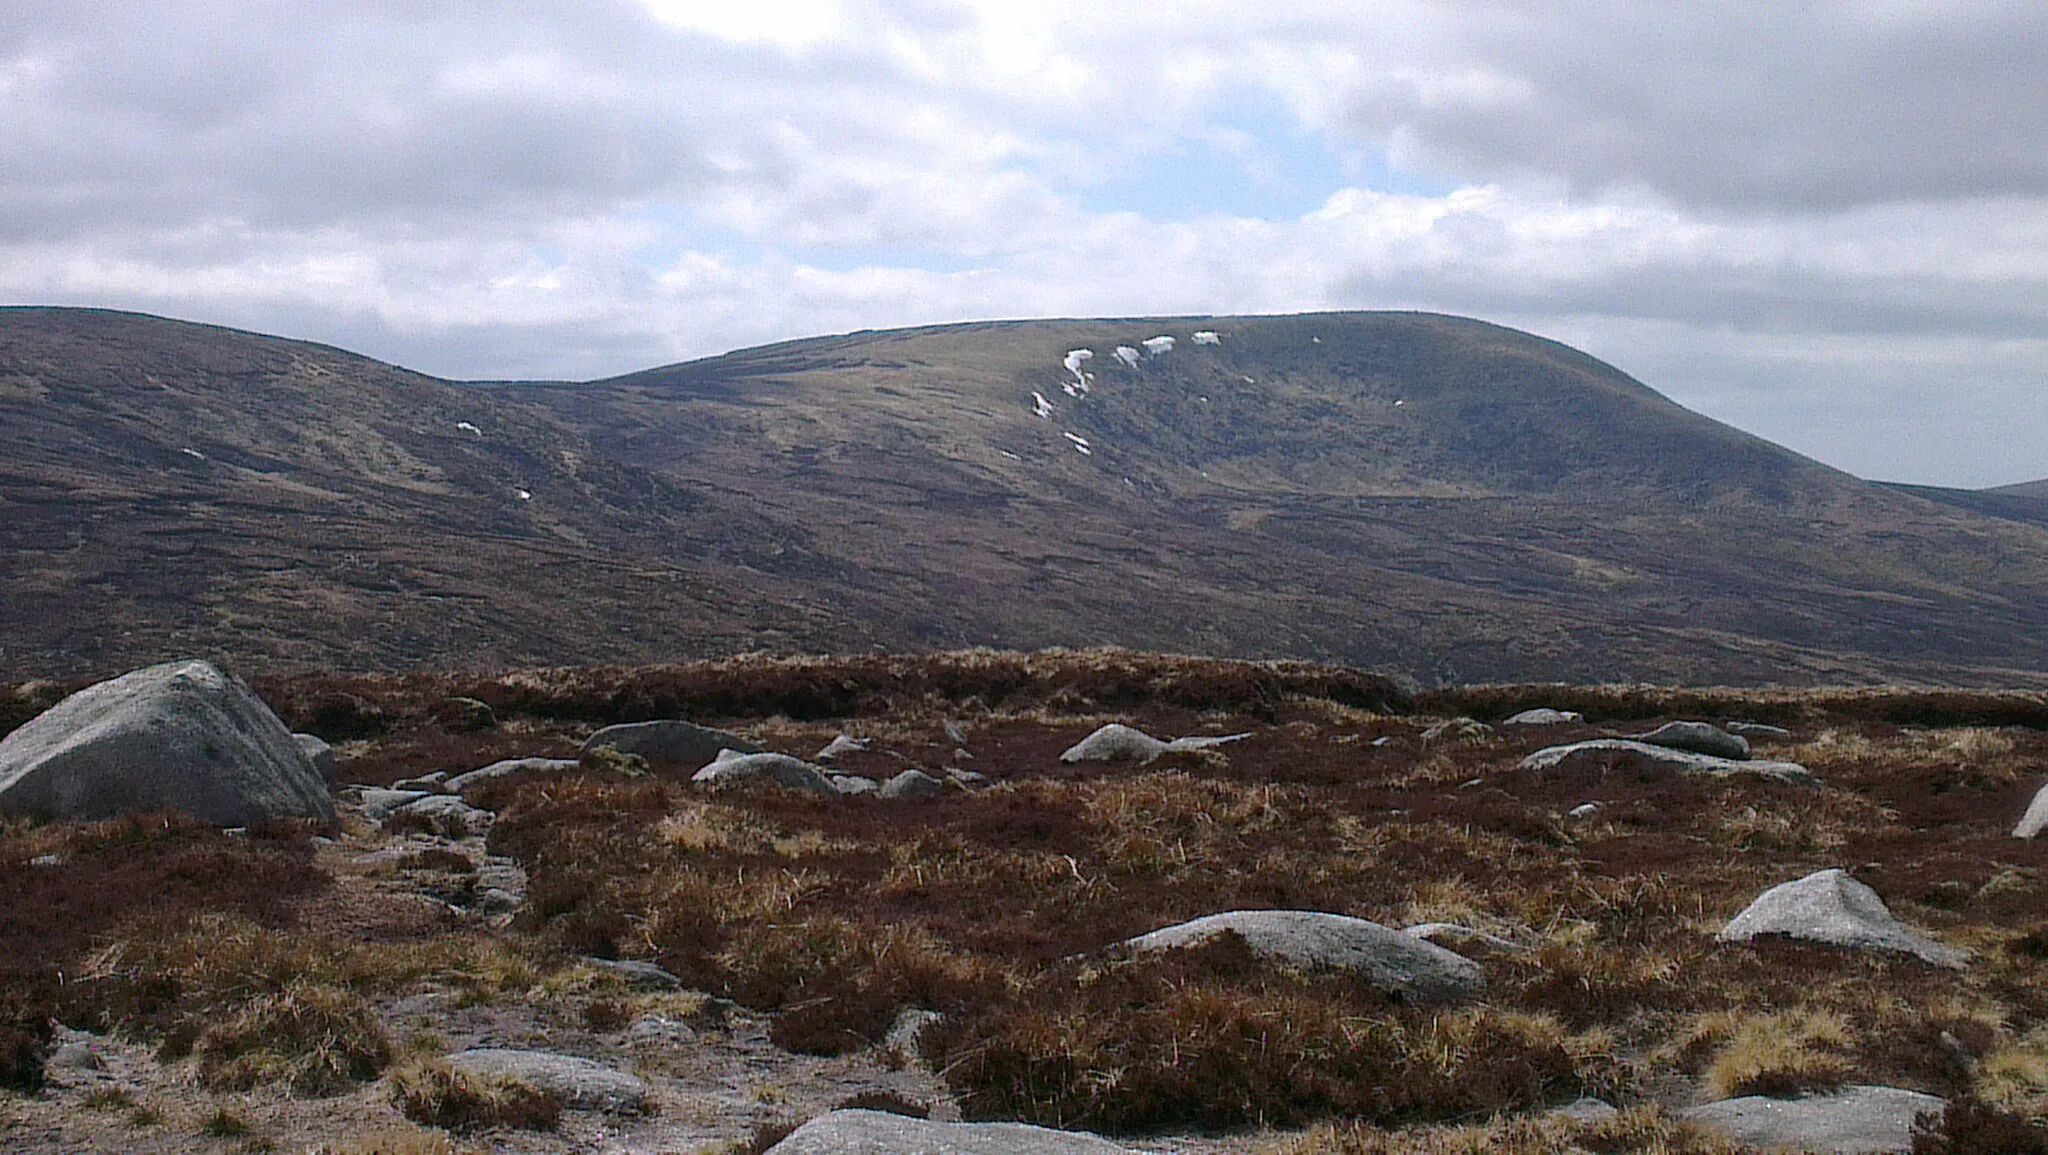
[386,1056,563,1133]
[1263,1106,1752,1154]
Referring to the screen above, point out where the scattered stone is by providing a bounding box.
[692,751,838,796]
[1421,718,1493,743]
[390,794,494,838]
[1682,1085,1944,1154]
[832,775,879,795]
[430,696,497,732]
[1718,868,1970,969]
[583,958,684,990]
[1123,910,1484,1004]
[28,853,61,867]
[583,720,764,767]
[1503,708,1583,726]
[390,772,449,793]
[1729,721,1794,742]
[294,733,338,784]
[1402,922,1528,958]
[2015,782,2048,838]
[45,1038,104,1072]
[943,720,969,746]
[1551,1097,1620,1122]
[1567,802,1603,820]
[880,769,946,799]
[442,1049,651,1113]
[947,768,988,787]
[627,1016,697,1047]
[1520,740,1817,786]
[1635,721,1751,760]
[884,1008,943,1064]
[1061,723,1168,764]
[355,788,432,821]
[0,659,334,826]
[815,734,868,761]
[446,757,578,794]
[765,1109,1139,1154]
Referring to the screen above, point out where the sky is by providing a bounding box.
[4,1,2047,487]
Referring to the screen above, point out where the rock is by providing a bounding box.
[1123,910,1484,1004]
[1551,1096,1620,1122]
[583,720,764,767]
[765,1109,1138,1154]
[446,757,579,794]
[390,772,448,793]
[691,752,838,797]
[1635,721,1751,760]
[1718,868,1970,969]
[429,696,497,732]
[294,733,338,784]
[389,794,494,838]
[1504,708,1583,726]
[1567,802,1603,820]
[1682,1085,1944,1154]
[880,769,946,799]
[0,659,334,825]
[815,734,867,761]
[1167,732,1252,752]
[45,1038,104,1072]
[1520,740,1817,786]
[884,1008,943,1063]
[947,769,988,787]
[831,775,879,795]
[1421,718,1493,742]
[1729,722,1794,742]
[2015,782,2048,838]
[356,788,431,820]
[28,853,61,867]
[1061,723,1168,764]
[442,1049,651,1113]
[627,1016,697,1047]
[1402,922,1528,958]
[583,958,684,990]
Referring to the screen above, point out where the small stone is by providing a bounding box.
[815,734,867,761]
[692,752,838,797]
[628,1016,697,1047]
[1634,721,1750,760]
[29,853,61,867]
[1728,722,1794,742]
[831,775,879,795]
[356,788,431,820]
[442,1049,651,1113]
[583,958,684,990]
[1060,723,1168,764]
[1503,708,1583,726]
[389,794,494,838]
[1124,910,1484,1004]
[2014,781,2048,838]
[884,1008,943,1063]
[1551,1096,1619,1122]
[46,1040,104,1071]
[391,773,449,793]
[880,769,946,799]
[1567,802,1603,820]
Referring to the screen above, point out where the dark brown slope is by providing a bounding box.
[7,306,2048,685]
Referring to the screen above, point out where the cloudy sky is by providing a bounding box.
[5,1,2047,486]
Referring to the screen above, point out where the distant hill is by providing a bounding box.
[8,305,2048,685]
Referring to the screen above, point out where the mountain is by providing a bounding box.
[7,305,2048,685]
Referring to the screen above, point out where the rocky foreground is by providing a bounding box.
[7,653,2048,1152]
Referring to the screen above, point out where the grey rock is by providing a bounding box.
[1520,740,1817,786]
[2015,781,2048,838]
[1550,1096,1619,1122]
[0,659,334,826]
[1718,868,1970,968]
[1421,718,1494,743]
[390,794,494,838]
[766,1109,1138,1155]
[390,772,449,793]
[831,775,879,795]
[1166,732,1251,752]
[880,769,946,799]
[946,769,988,787]
[627,1016,697,1047]
[1503,708,1583,726]
[583,720,764,767]
[1682,1085,1944,1154]
[474,887,523,916]
[46,1040,104,1071]
[1402,922,1528,958]
[692,751,838,796]
[442,1049,651,1113]
[1567,802,1603,820]
[884,1008,943,1063]
[356,788,431,820]
[815,734,868,761]
[1729,722,1794,742]
[1061,723,1168,763]
[430,696,497,732]
[583,957,683,990]
[1635,721,1751,760]
[29,853,61,867]
[294,733,338,784]
[1124,910,1484,1004]
[446,757,578,794]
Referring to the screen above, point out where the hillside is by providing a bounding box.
[7,306,2048,684]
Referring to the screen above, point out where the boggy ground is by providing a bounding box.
[8,650,2048,1153]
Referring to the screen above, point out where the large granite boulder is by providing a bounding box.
[2015,781,2048,838]
[1682,1085,1944,1153]
[765,1109,1137,1154]
[691,751,838,797]
[1059,723,1251,764]
[1717,869,1970,969]
[0,659,333,825]
[1520,740,1817,786]
[442,1049,650,1112]
[1123,910,1484,1004]
[293,733,339,784]
[582,720,763,767]
[1635,721,1751,760]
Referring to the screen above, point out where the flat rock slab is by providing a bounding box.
[692,751,838,796]
[1683,1086,1944,1153]
[1124,910,1484,1004]
[446,757,580,794]
[583,720,763,767]
[1718,868,1970,969]
[356,788,431,820]
[0,659,333,825]
[766,1109,1138,1154]
[1634,721,1751,760]
[1521,739,1817,786]
[582,957,684,990]
[389,794,494,837]
[2016,781,2048,838]
[1060,723,1252,764]
[443,1049,651,1113]
[1503,708,1582,726]
[1729,721,1794,742]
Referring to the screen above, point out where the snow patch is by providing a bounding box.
[1113,345,1142,369]
[1142,336,1175,356]
[1192,330,1220,345]
[1031,391,1055,418]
